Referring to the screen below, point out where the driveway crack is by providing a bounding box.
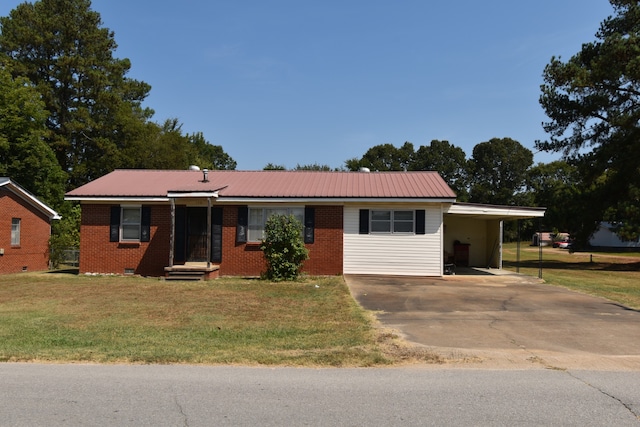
[567,372,639,420]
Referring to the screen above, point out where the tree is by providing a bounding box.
[294,163,334,171]
[410,140,469,201]
[0,0,153,188]
[527,161,583,234]
[261,214,309,281]
[263,163,287,170]
[345,142,414,171]
[187,132,237,170]
[468,138,533,206]
[538,0,640,242]
[0,65,66,207]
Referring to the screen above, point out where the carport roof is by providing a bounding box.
[445,202,545,220]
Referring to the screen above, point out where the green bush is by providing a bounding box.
[261,214,309,281]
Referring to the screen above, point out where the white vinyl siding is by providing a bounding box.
[343,205,443,276]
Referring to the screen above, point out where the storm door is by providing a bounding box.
[187,207,208,262]
[174,206,222,264]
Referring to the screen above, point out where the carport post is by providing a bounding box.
[516,219,521,273]
[538,218,543,279]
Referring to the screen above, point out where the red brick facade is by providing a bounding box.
[0,189,52,274]
[79,204,343,278]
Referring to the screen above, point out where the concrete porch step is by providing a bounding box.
[164,263,220,281]
[165,270,206,281]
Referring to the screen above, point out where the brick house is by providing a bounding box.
[0,178,61,274]
[65,169,545,279]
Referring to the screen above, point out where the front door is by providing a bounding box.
[174,206,223,264]
[187,207,208,262]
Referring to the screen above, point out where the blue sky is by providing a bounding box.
[1,1,614,170]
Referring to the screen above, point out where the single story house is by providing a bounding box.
[65,169,545,279]
[590,222,640,248]
[0,178,61,274]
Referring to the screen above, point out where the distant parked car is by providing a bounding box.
[557,240,573,249]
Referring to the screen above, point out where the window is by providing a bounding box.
[121,207,142,241]
[370,210,414,234]
[110,206,150,243]
[11,218,20,246]
[247,207,304,242]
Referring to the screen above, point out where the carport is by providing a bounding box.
[443,203,546,270]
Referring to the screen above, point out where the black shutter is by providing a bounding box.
[359,209,369,234]
[140,206,151,242]
[211,207,223,262]
[110,206,120,242]
[236,206,248,243]
[415,210,426,235]
[304,206,315,244]
[174,206,187,263]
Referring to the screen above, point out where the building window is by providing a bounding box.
[121,206,142,241]
[248,207,304,242]
[370,210,414,234]
[11,218,21,246]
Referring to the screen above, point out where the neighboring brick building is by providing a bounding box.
[0,178,61,274]
[66,169,545,279]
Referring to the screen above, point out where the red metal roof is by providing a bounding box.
[65,170,457,199]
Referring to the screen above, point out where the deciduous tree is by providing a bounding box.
[468,137,533,206]
[0,66,66,206]
[410,140,469,200]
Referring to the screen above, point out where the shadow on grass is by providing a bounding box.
[503,260,640,272]
[47,268,79,275]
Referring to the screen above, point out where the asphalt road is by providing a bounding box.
[1,363,639,426]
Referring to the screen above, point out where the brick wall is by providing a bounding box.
[79,204,171,277]
[0,189,52,274]
[79,204,344,278]
[218,205,343,277]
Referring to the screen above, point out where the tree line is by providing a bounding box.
[272,138,576,241]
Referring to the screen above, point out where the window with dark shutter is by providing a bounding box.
[304,206,315,243]
[110,206,120,242]
[415,210,426,235]
[141,206,151,242]
[211,207,223,262]
[359,209,369,234]
[236,206,248,243]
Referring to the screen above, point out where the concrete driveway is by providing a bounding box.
[345,272,640,370]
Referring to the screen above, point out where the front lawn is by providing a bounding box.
[0,272,436,366]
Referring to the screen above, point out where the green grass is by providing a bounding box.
[503,243,640,309]
[0,272,434,366]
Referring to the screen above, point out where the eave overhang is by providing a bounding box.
[445,202,546,220]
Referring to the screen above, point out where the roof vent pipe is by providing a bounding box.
[359,167,370,173]
[202,169,209,182]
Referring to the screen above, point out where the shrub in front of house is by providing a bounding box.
[261,214,309,281]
